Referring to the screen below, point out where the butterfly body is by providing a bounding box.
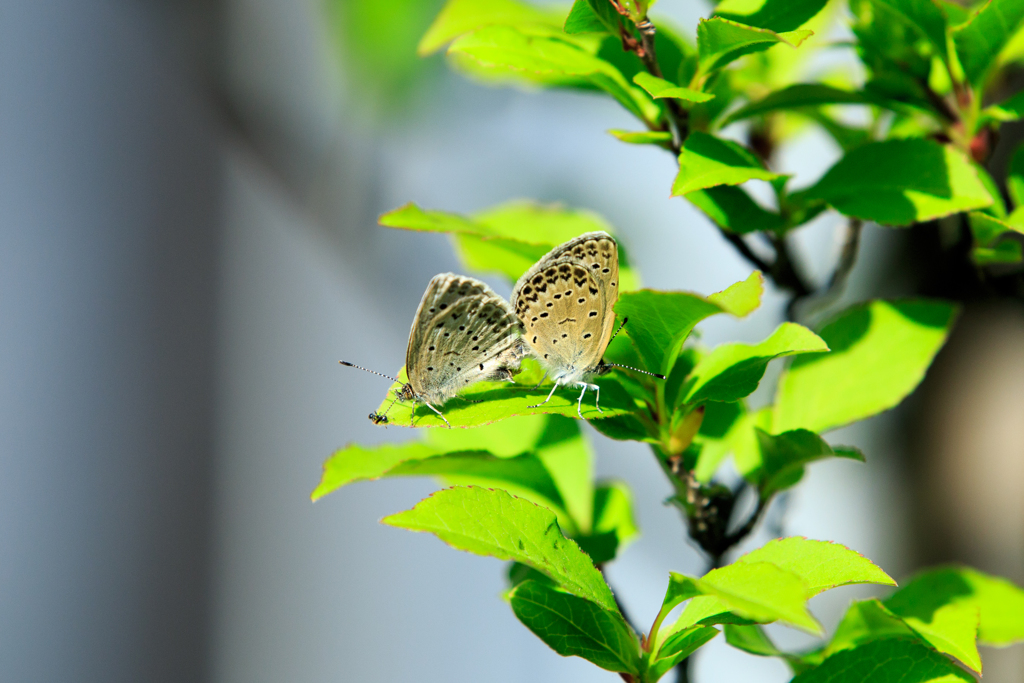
[511,232,620,417]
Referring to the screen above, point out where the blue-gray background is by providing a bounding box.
[2,1,1022,682]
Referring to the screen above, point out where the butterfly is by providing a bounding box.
[342,273,526,427]
[511,232,662,418]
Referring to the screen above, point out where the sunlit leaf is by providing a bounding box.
[383,486,620,612]
[805,139,992,225]
[633,72,714,103]
[614,271,764,376]
[774,299,958,433]
[697,17,813,74]
[680,323,828,405]
[419,0,558,55]
[672,132,781,196]
[714,0,830,32]
[952,0,1024,86]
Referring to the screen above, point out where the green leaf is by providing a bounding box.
[968,211,1024,265]
[805,139,992,226]
[886,566,1024,647]
[825,599,917,657]
[313,442,440,501]
[419,0,558,55]
[952,0,1024,86]
[633,72,714,103]
[608,129,674,145]
[614,271,764,377]
[734,537,896,595]
[563,0,609,35]
[706,270,766,316]
[672,132,781,196]
[646,626,720,681]
[982,87,1024,122]
[1008,141,1024,206]
[697,17,813,74]
[448,25,660,122]
[383,486,619,612]
[681,323,828,405]
[791,637,974,683]
[753,429,866,497]
[575,481,639,564]
[686,185,785,234]
[510,580,640,673]
[722,84,880,126]
[774,299,959,433]
[714,0,830,32]
[379,201,640,290]
[697,561,822,634]
[371,361,638,428]
[869,0,953,62]
[724,623,782,656]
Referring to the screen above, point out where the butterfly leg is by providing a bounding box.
[574,382,602,419]
[528,380,561,410]
[532,372,549,389]
[575,384,588,419]
[423,401,452,428]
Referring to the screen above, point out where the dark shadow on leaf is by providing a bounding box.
[884,569,974,622]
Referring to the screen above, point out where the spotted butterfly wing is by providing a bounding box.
[511,232,619,386]
[405,273,525,408]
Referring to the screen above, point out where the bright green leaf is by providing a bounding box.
[371,361,638,428]
[969,211,1024,265]
[774,299,959,433]
[715,0,830,32]
[379,201,640,290]
[952,0,1024,86]
[383,486,619,612]
[805,139,992,226]
[419,0,558,55]
[1008,141,1024,207]
[575,481,638,564]
[697,17,813,74]
[886,566,1024,647]
[722,84,880,126]
[647,626,720,681]
[698,561,822,634]
[753,429,866,498]
[681,323,828,405]
[633,72,714,102]
[614,272,764,376]
[686,185,786,234]
[869,0,953,62]
[707,270,765,316]
[734,537,896,596]
[982,87,1024,122]
[826,599,917,657]
[510,580,640,673]
[448,25,660,122]
[608,129,674,145]
[563,0,608,35]
[724,623,782,656]
[791,637,975,683]
[672,132,781,196]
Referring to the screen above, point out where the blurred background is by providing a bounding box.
[1,0,1021,682]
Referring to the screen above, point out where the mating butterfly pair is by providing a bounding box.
[343,232,661,427]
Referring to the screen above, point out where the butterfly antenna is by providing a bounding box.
[605,363,666,380]
[608,316,629,344]
[339,360,401,384]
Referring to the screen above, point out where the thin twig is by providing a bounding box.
[722,231,772,273]
[791,218,864,322]
[635,17,689,149]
